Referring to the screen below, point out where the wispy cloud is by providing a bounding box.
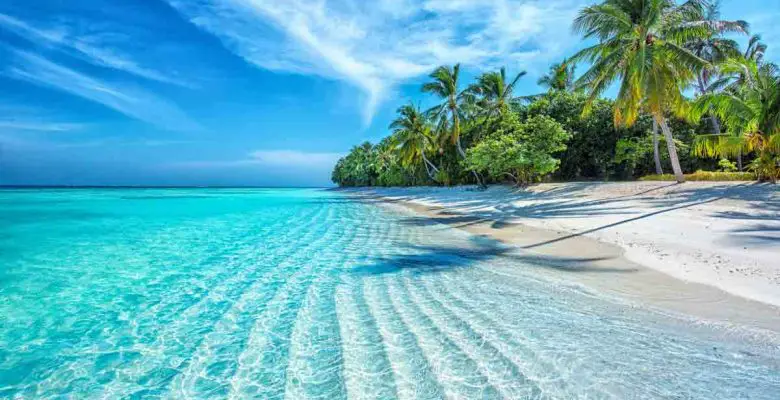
[5,51,201,132]
[172,149,343,169]
[0,120,85,132]
[167,0,584,122]
[0,13,190,87]
[0,133,193,151]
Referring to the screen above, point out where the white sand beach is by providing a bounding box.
[350,182,780,314]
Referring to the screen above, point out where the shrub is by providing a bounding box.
[464,115,570,186]
[640,170,757,181]
[749,153,780,183]
[717,158,738,172]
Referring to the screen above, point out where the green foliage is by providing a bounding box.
[332,2,777,187]
[640,171,757,181]
[692,58,780,183]
[537,59,575,92]
[521,91,636,179]
[463,115,569,185]
[717,158,738,172]
[749,153,780,183]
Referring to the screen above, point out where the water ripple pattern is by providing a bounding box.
[1,188,779,399]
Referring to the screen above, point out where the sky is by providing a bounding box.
[0,0,778,187]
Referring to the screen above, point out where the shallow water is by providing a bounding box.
[1,188,778,399]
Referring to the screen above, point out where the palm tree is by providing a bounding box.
[422,64,469,158]
[694,59,780,182]
[467,67,527,142]
[571,0,711,183]
[685,0,748,169]
[422,64,484,186]
[389,104,440,182]
[686,0,747,134]
[468,67,527,115]
[744,34,767,64]
[537,59,575,92]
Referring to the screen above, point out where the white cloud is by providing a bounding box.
[5,51,201,132]
[172,150,343,169]
[166,0,584,123]
[0,13,190,87]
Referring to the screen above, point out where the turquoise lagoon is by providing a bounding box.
[1,188,779,399]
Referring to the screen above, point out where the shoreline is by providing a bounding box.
[345,182,780,333]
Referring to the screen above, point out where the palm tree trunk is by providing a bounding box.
[421,151,439,182]
[709,113,721,135]
[652,120,663,175]
[452,111,467,158]
[453,108,484,187]
[737,150,743,172]
[656,116,685,183]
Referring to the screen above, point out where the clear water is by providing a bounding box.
[1,188,779,399]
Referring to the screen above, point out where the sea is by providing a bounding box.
[1,188,778,399]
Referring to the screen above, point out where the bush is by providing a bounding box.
[749,153,780,183]
[717,158,738,172]
[464,114,569,185]
[640,170,757,181]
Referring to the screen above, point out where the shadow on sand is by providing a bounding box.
[349,235,635,278]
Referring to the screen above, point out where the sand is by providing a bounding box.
[342,182,780,332]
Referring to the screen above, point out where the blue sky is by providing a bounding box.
[1,0,778,186]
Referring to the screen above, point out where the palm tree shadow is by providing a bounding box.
[410,183,773,252]
[349,236,635,277]
[724,224,780,247]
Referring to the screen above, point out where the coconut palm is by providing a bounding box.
[466,67,527,142]
[686,0,748,134]
[422,64,469,157]
[390,104,440,182]
[422,64,485,186]
[694,59,780,182]
[685,0,748,169]
[744,34,767,64]
[571,0,711,183]
[468,67,527,115]
[537,59,576,92]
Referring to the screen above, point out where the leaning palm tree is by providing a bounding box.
[693,59,780,182]
[571,0,711,183]
[537,59,576,92]
[390,104,440,182]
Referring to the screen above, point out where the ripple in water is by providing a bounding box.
[0,188,778,399]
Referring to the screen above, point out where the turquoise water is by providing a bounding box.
[1,188,779,399]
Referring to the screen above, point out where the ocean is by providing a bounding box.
[1,188,778,398]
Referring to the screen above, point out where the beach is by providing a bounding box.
[347,182,780,330]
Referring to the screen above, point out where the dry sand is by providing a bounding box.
[343,182,780,332]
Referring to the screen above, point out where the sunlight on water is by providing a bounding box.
[1,188,778,399]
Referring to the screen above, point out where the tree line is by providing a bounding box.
[332,0,780,187]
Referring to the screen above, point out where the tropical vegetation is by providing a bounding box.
[332,0,778,187]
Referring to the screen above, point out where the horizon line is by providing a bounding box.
[0,185,334,189]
